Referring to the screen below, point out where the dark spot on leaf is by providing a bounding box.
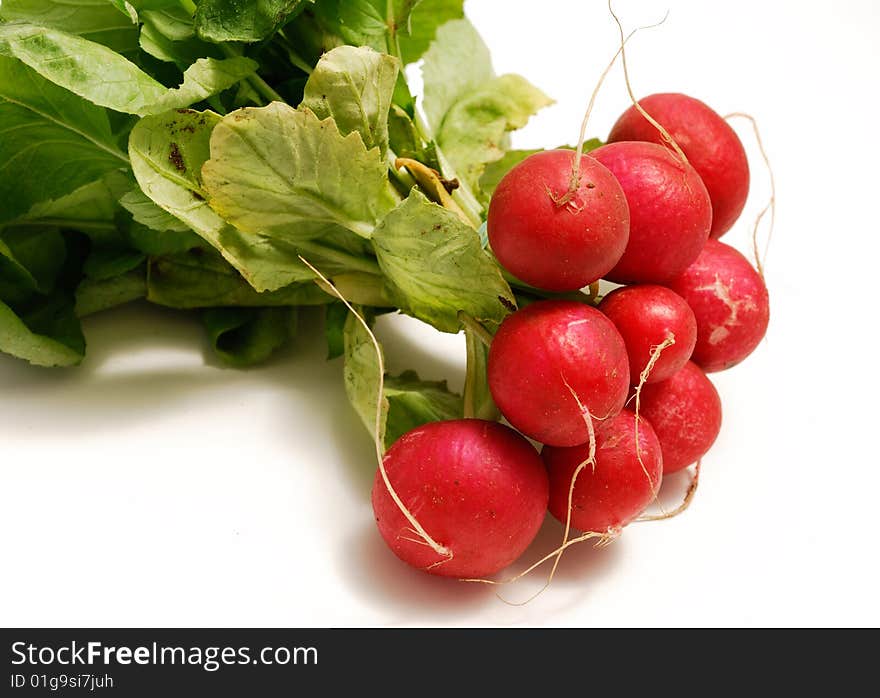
[432,224,442,231]
[498,296,517,312]
[168,143,186,173]
[176,108,193,115]
[192,192,205,201]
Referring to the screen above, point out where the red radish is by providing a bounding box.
[543,410,663,534]
[667,240,770,373]
[372,419,548,578]
[638,362,722,474]
[608,93,750,238]
[599,285,697,384]
[487,149,630,292]
[591,141,712,283]
[488,300,630,447]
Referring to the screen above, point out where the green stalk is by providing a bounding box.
[462,325,499,421]
[277,31,314,75]
[457,311,493,348]
[220,44,284,105]
[412,110,483,227]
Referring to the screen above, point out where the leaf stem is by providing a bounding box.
[457,311,493,348]
[277,31,314,75]
[412,109,483,227]
[462,325,498,421]
[247,72,284,104]
[220,44,284,104]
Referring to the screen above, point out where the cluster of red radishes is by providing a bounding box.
[372,94,770,580]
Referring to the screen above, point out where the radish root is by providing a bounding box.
[557,13,669,208]
[462,530,614,606]
[636,460,702,522]
[299,256,453,565]
[551,376,598,589]
[608,1,689,167]
[632,335,675,499]
[459,379,612,605]
[724,112,775,279]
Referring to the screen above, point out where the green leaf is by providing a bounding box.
[371,190,515,333]
[398,0,464,64]
[343,309,388,444]
[422,20,552,192]
[22,174,127,224]
[120,187,192,233]
[8,174,131,248]
[301,46,399,157]
[324,301,347,360]
[0,24,257,115]
[127,222,206,256]
[83,247,145,281]
[0,0,140,55]
[203,306,296,367]
[129,109,378,290]
[129,108,317,291]
[310,0,414,51]
[75,267,146,316]
[147,249,331,309]
[342,310,462,448]
[0,227,66,296]
[0,57,128,224]
[139,6,219,66]
[201,103,398,241]
[384,370,462,447]
[422,19,494,132]
[195,0,314,43]
[0,294,85,367]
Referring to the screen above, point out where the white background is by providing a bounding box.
[2,0,879,627]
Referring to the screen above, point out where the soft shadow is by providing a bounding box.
[340,524,494,622]
[514,515,626,585]
[464,515,626,610]
[338,513,624,618]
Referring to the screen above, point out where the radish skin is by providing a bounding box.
[543,410,663,534]
[599,284,697,384]
[592,141,712,283]
[608,93,750,238]
[667,240,770,373]
[638,362,722,474]
[488,300,630,447]
[487,150,630,292]
[372,420,549,578]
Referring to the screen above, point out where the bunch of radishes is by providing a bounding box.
[372,93,770,581]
